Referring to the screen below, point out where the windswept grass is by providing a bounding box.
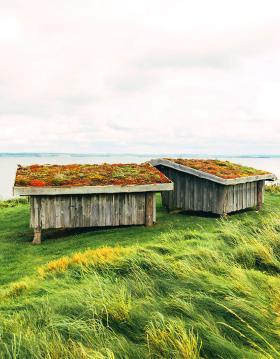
[146,314,202,358]
[0,192,280,358]
[266,184,280,195]
[0,197,28,208]
[38,246,133,277]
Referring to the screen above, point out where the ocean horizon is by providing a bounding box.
[1,153,279,199]
[1,152,280,158]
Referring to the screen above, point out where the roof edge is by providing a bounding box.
[13,182,174,196]
[149,159,277,185]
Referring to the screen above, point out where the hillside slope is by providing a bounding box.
[0,194,280,358]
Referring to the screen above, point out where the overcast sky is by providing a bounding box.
[1,0,280,155]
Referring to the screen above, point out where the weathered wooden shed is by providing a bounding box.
[150,158,276,216]
[13,163,173,244]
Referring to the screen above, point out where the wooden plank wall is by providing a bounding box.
[30,193,156,229]
[224,182,258,213]
[157,165,262,214]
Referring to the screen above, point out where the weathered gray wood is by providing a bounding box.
[234,185,239,212]
[145,192,154,226]
[153,193,156,223]
[257,181,264,210]
[238,184,243,210]
[176,171,181,208]
[33,227,42,244]
[203,181,208,212]
[30,192,159,231]
[155,165,265,215]
[189,175,194,210]
[217,186,227,215]
[184,175,189,210]
[32,196,42,244]
[14,182,173,196]
[251,182,255,208]
[149,159,276,185]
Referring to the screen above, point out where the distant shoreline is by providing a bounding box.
[1,153,280,159]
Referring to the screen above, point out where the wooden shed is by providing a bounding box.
[13,163,173,244]
[150,158,276,216]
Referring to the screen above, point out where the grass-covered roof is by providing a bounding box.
[15,163,171,187]
[166,159,271,179]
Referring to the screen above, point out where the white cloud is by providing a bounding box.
[0,0,280,154]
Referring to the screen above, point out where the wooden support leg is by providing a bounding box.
[256,180,264,211]
[145,192,154,226]
[33,226,42,244]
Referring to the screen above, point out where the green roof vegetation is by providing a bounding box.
[166,158,270,179]
[14,163,171,187]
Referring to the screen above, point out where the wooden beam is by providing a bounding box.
[32,196,42,244]
[13,182,173,196]
[145,192,154,226]
[33,226,42,244]
[256,180,264,210]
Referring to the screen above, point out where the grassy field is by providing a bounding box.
[0,192,280,358]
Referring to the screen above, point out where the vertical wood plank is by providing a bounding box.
[203,180,208,212]
[30,197,34,228]
[257,180,264,210]
[33,196,42,244]
[184,175,189,210]
[234,185,239,212]
[64,195,70,228]
[153,193,156,223]
[193,177,198,211]
[217,185,227,215]
[145,192,154,226]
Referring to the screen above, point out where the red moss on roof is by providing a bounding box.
[165,158,270,179]
[15,163,171,187]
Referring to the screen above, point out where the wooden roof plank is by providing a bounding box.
[13,182,174,196]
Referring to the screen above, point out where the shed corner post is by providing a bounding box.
[33,226,42,244]
[256,180,265,211]
[145,192,154,226]
[32,196,42,244]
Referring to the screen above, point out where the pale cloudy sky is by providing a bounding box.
[1,0,280,154]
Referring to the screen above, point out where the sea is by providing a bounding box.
[1,153,280,199]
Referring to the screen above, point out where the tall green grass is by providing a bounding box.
[0,193,280,358]
[0,197,28,208]
[265,184,280,195]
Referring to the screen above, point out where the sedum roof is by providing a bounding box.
[165,159,270,179]
[14,163,171,188]
[149,158,276,185]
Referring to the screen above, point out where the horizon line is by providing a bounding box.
[0,152,280,158]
